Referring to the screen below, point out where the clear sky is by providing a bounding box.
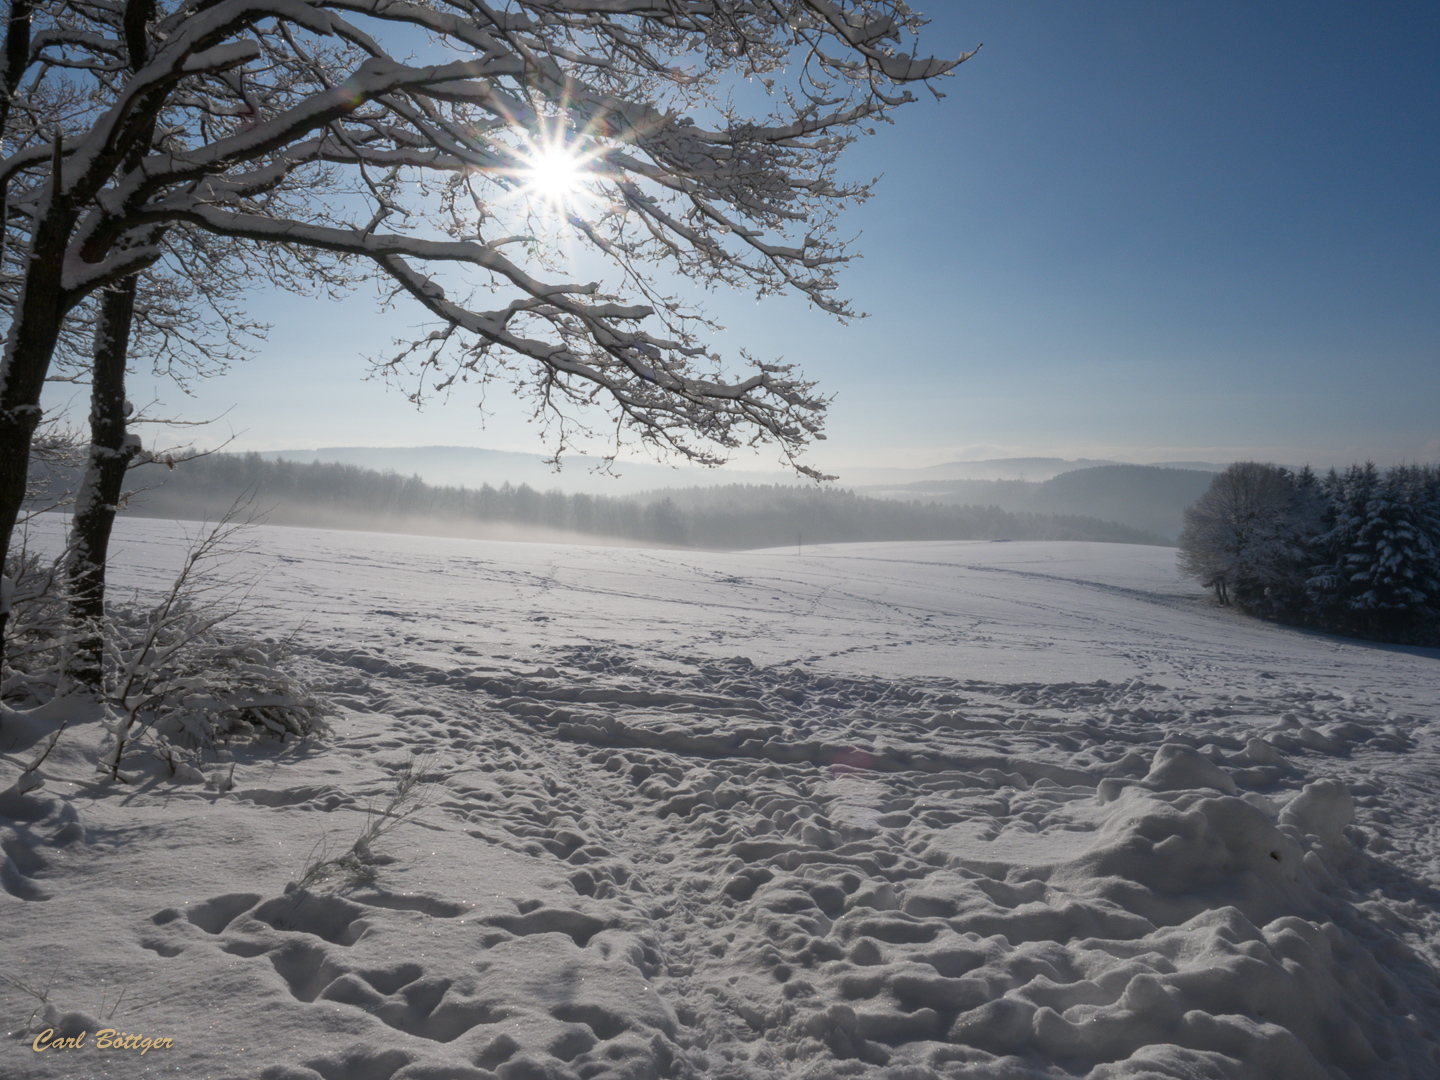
[103,1,1439,477]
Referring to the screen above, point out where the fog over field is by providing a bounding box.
[251,447,1212,493]
[39,450,1208,550]
[4,519,1438,1079]
[18,451,1187,551]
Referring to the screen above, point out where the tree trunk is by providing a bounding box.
[1,98,156,682]
[0,198,76,675]
[65,278,141,691]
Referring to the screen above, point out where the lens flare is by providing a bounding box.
[522,144,586,204]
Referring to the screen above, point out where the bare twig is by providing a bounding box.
[295,755,436,891]
[1,967,60,1036]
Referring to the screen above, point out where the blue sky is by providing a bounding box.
[110,1,1438,476]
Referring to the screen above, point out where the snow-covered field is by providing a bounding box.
[4,518,1440,1079]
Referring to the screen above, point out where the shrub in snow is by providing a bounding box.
[3,511,324,779]
[1,545,72,703]
[293,757,433,891]
[98,513,325,778]
[103,608,325,777]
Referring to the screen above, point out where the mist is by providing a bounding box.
[50,453,1176,550]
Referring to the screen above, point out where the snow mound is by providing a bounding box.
[1280,780,1356,846]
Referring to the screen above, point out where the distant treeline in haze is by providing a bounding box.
[863,464,1218,541]
[94,453,1172,549]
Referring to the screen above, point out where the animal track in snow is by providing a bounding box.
[478,905,611,948]
[0,833,50,901]
[142,881,679,1075]
[234,785,356,810]
[250,891,373,944]
[347,888,473,918]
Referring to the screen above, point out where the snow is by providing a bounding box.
[4,517,1440,1079]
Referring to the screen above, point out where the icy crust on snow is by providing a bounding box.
[4,525,1439,1080]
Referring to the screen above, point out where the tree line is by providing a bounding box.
[111,453,1172,550]
[1178,462,1440,645]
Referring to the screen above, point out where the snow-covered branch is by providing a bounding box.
[1,2,971,644]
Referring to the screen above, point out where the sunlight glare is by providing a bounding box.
[521,143,586,207]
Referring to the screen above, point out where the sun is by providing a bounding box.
[495,119,607,226]
[509,131,603,217]
[522,144,586,204]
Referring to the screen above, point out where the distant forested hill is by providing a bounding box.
[861,464,1218,540]
[628,484,1169,548]
[67,453,1173,549]
[1030,466,1218,539]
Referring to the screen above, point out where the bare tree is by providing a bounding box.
[1,0,348,673]
[0,1,971,666]
[63,234,295,692]
[16,235,293,690]
[1178,462,1318,613]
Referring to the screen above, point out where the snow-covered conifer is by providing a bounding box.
[1306,464,1439,642]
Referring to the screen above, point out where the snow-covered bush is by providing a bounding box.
[1177,462,1319,617]
[98,511,326,778]
[103,608,325,777]
[3,509,324,779]
[1,545,71,703]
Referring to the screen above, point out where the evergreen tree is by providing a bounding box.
[1307,465,1438,641]
[1306,463,1374,626]
[1176,461,1438,645]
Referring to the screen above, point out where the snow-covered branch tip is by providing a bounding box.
[0,2,969,620]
